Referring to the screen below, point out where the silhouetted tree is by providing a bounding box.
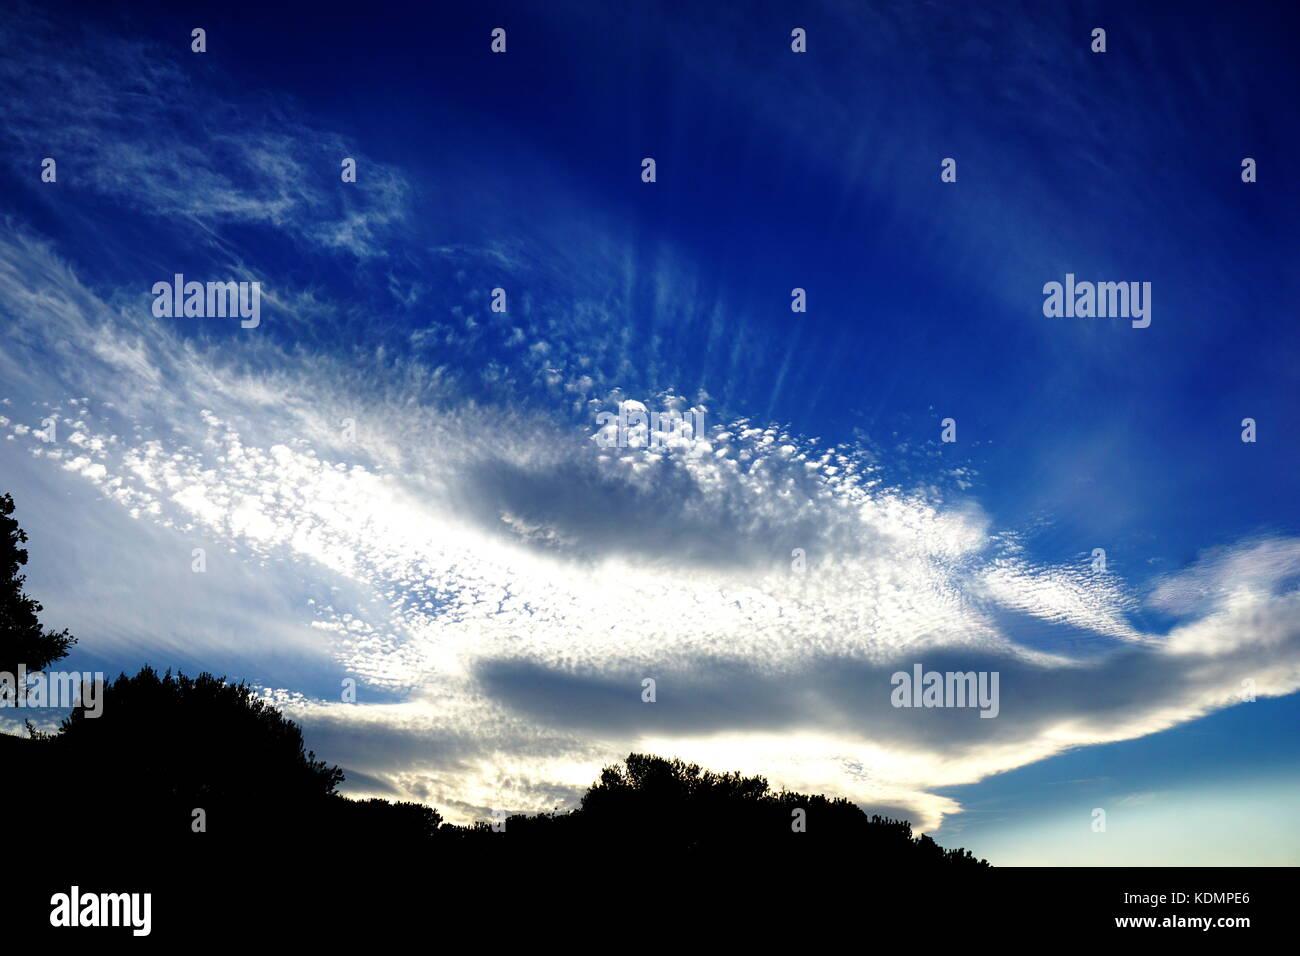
[0,493,74,695]
[50,667,344,853]
[450,753,989,871]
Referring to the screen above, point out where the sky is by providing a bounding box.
[0,0,1297,864]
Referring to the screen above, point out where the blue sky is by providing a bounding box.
[0,0,1297,862]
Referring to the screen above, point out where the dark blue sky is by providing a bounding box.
[48,0,1296,546]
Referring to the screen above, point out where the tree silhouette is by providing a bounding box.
[49,667,344,855]
[0,493,74,696]
[450,753,989,871]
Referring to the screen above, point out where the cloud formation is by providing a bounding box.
[4,217,1298,828]
[1,6,1296,833]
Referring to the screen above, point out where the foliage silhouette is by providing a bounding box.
[447,753,989,871]
[50,667,345,853]
[0,493,74,692]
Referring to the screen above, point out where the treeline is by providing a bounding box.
[7,666,987,871]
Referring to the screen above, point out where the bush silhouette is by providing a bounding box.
[454,753,989,871]
[49,667,344,854]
